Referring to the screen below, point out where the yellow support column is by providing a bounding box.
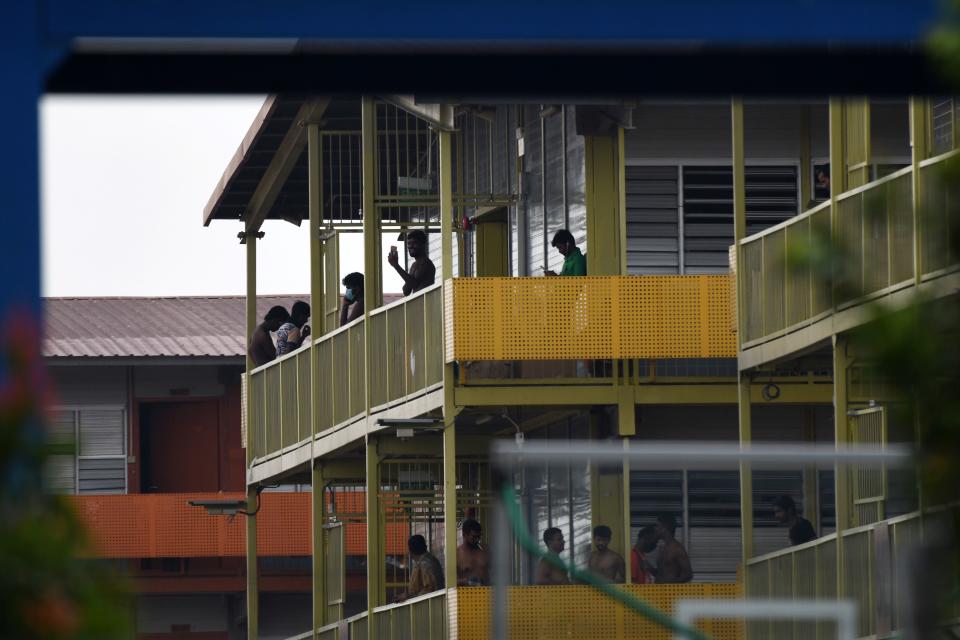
[833,334,851,598]
[307,122,325,637]
[800,106,812,209]
[622,438,632,583]
[439,116,461,590]
[737,373,753,564]
[312,462,327,635]
[803,407,820,533]
[244,230,259,640]
[829,96,846,231]
[909,97,928,285]
[361,96,383,309]
[732,98,754,568]
[584,132,625,276]
[365,437,383,622]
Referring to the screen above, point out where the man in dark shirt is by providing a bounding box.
[388,229,436,296]
[773,495,817,545]
[248,306,290,367]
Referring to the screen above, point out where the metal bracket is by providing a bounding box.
[237,230,266,244]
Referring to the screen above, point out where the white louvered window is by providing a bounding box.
[630,469,806,582]
[43,407,127,495]
[626,163,799,275]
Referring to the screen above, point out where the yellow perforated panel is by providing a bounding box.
[446,276,736,361]
[450,584,741,640]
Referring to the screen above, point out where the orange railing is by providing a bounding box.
[70,492,408,558]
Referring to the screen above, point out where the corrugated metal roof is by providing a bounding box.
[43,295,401,359]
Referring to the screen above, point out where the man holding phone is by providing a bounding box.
[544,229,586,276]
[388,229,436,296]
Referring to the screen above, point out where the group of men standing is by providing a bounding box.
[397,512,695,602]
[537,514,692,586]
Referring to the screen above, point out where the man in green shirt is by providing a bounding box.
[544,229,586,276]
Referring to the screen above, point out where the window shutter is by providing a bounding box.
[78,458,126,494]
[625,166,680,274]
[79,409,124,457]
[44,410,76,494]
[682,165,798,273]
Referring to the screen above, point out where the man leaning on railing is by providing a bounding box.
[394,535,445,603]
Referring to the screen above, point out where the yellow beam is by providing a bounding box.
[440,114,455,281]
[737,372,753,569]
[308,123,325,637]
[803,406,820,533]
[454,382,833,407]
[833,334,850,597]
[584,134,624,276]
[439,121,460,591]
[909,97,928,285]
[800,106,812,208]
[361,97,382,309]
[312,462,327,634]
[622,438,632,584]
[365,437,383,616]
[244,99,330,232]
[312,459,366,481]
[244,231,259,640]
[246,486,259,639]
[731,97,747,346]
[829,96,845,226]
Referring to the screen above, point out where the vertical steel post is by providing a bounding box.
[365,437,382,622]
[803,406,821,534]
[800,106,812,210]
[244,231,259,640]
[622,438,633,583]
[312,463,326,635]
[307,123,326,636]
[833,334,850,597]
[732,98,754,570]
[617,126,628,275]
[362,97,382,309]
[909,97,928,285]
[439,116,460,590]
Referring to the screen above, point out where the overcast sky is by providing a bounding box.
[41,96,402,298]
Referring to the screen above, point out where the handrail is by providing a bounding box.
[918,146,960,168]
[744,532,838,565]
[249,337,310,375]
[739,198,832,245]
[834,163,914,202]
[371,588,446,614]
[737,150,958,348]
[247,284,446,464]
[368,282,442,318]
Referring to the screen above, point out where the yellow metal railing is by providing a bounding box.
[739,150,958,347]
[449,585,740,640]
[347,611,368,639]
[445,275,736,361]
[246,285,445,463]
[367,284,444,410]
[920,151,960,278]
[744,511,944,640]
[746,534,838,640]
[247,344,314,461]
[371,590,447,640]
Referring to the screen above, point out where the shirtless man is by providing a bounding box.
[587,525,626,583]
[456,518,490,586]
[653,514,692,583]
[535,527,570,585]
[388,229,436,296]
[248,306,290,367]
